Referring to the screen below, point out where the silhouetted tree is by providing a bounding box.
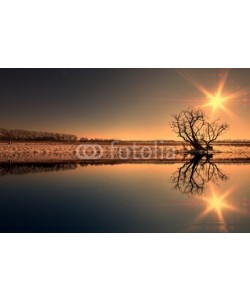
[171,107,229,151]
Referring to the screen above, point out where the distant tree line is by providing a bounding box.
[0,128,77,142]
[79,138,117,142]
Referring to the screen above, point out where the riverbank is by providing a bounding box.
[1,141,250,163]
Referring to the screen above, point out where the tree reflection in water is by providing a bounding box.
[170,154,229,196]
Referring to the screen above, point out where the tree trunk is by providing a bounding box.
[190,141,205,151]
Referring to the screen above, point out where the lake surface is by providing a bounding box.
[0,159,250,232]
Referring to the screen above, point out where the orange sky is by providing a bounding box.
[1,69,249,140]
[74,69,250,140]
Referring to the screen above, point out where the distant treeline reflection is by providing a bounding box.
[0,162,121,176]
[0,163,78,176]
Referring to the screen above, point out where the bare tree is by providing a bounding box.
[170,107,229,151]
[200,120,229,150]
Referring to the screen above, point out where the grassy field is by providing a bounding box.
[1,141,250,163]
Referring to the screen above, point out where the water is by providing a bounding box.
[0,160,250,232]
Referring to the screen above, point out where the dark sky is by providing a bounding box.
[0,69,249,139]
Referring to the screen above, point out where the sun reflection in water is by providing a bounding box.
[193,186,238,232]
[200,188,235,217]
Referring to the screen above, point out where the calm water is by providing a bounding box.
[0,160,250,232]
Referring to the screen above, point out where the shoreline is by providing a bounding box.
[1,159,250,178]
[1,141,250,164]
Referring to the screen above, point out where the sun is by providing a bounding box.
[176,69,247,117]
[205,92,227,112]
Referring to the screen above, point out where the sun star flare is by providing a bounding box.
[177,69,248,118]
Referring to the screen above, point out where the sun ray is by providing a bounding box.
[224,89,248,102]
[176,69,214,99]
[217,70,229,96]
